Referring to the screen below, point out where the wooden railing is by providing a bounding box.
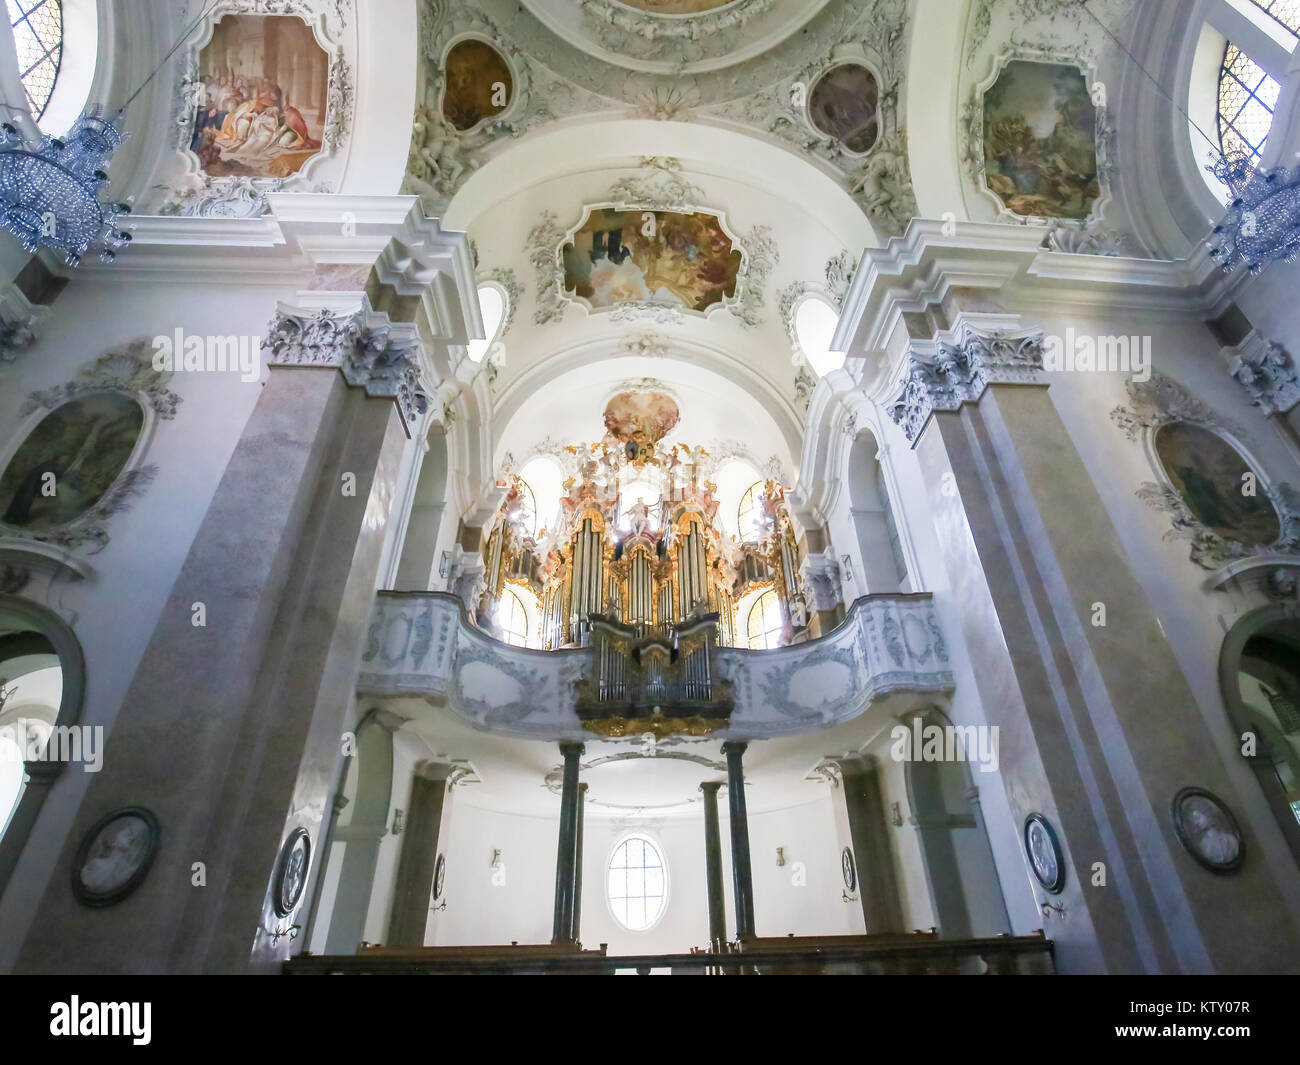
[283,932,1054,975]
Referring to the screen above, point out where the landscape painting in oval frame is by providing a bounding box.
[0,393,145,532]
[1154,422,1280,547]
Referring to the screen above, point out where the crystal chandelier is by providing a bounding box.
[0,106,134,266]
[1207,151,1300,276]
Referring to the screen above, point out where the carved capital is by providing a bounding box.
[262,302,430,429]
[798,548,843,613]
[888,325,1046,445]
[0,284,50,364]
[1225,331,1300,416]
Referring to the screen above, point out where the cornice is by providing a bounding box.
[834,219,1248,362]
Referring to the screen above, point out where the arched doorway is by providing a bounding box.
[0,595,86,896]
[903,707,1010,938]
[1219,605,1300,868]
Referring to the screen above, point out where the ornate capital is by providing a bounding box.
[1225,331,1300,416]
[888,326,1046,445]
[261,303,430,429]
[798,549,843,613]
[0,284,50,364]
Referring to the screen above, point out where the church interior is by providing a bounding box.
[0,0,1298,976]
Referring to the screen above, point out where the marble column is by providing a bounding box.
[571,782,588,944]
[892,318,1300,973]
[836,756,904,934]
[15,296,428,974]
[388,761,454,947]
[721,741,755,941]
[700,781,727,947]
[551,741,584,945]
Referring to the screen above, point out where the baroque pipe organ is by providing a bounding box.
[475,437,808,651]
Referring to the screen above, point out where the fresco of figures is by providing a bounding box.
[982,60,1101,219]
[563,208,742,313]
[190,15,329,179]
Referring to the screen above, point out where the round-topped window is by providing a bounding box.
[607,834,668,931]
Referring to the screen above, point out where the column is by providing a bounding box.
[699,781,727,947]
[721,741,755,941]
[15,295,429,974]
[571,782,588,944]
[893,314,1300,972]
[836,757,904,933]
[551,741,584,944]
[388,762,455,947]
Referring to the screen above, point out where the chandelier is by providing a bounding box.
[0,106,134,266]
[1207,151,1300,276]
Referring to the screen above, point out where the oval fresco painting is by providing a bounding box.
[443,39,513,132]
[808,64,880,154]
[0,394,144,531]
[1154,422,1280,547]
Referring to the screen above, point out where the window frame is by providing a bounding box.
[605,832,669,933]
[7,0,63,121]
[746,588,784,650]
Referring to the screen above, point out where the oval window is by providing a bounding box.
[443,39,513,132]
[607,834,667,931]
[808,63,880,154]
[1154,422,1280,547]
[0,394,143,531]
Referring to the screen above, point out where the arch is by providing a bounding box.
[902,707,1010,939]
[0,594,85,897]
[321,711,396,954]
[847,428,905,594]
[393,423,451,591]
[1218,603,1300,869]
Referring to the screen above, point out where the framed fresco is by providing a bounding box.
[807,63,880,155]
[441,37,514,133]
[561,206,743,315]
[190,14,330,179]
[968,53,1111,223]
[1153,422,1281,548]
[161,1,353,216]
[1023,812,1065,894]
[0,341,179,552]
[1171,787,1245,873]
[72,807,161,907]
[841,846,857,893]
[1110,373,1300,570]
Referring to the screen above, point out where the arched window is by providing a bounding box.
[607,834,667,932]
[497,586,530,647]
[1245,0,1300,36]
[1217,43,1281,164]
[518,455,564,538]
[467,283,507,364]
[746,589,784,650]
[793,295,845,377]
[7,0,62,121]
[737,481,766,541]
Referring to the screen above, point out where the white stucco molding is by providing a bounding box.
[356,590,954,742]
[833,218,1250,404]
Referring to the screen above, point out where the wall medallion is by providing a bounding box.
[841,846,857,892]
[1023,812,1065,894]
[433,853,447,900]
[272,826,312,917]
[442,38,513,132]
[72,806,161,907]
[808,63,880,155]
[1171,787,1245,874]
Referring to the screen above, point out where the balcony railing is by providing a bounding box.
[357,591,955,739]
